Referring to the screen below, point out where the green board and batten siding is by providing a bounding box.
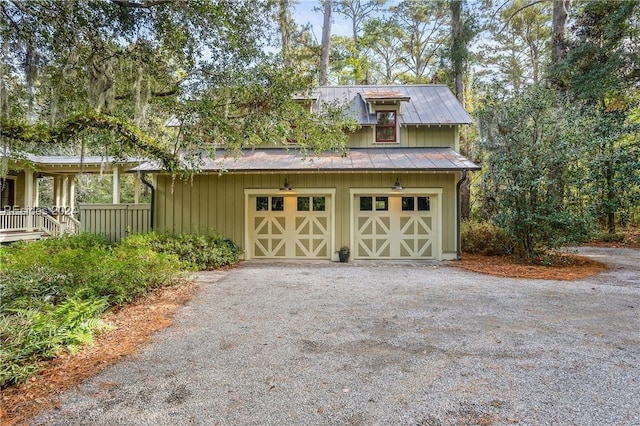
[154,172,460,259]
[257,126,458,150]
[145,85,477,260]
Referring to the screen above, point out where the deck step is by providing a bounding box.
[0,230,49,243]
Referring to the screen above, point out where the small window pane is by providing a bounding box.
[272,196,284,211]
[376,127,395,141]
[375,196,388,211]
[377,112,395,125]
[418,196,430,211]
[376,111,397,142]
[313,196,325,211]
[402,197,415,211]
[360,196,372,211]
[256,196,269,211]
[297,197,310,211]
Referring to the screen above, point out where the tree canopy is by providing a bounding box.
[0,0,357,172]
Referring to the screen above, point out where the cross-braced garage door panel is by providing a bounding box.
[249,194,332,259]
[355,195,436,259]
[357,216,391,257]
[295,216,329,257]
[253,216,286,257]
[399,216,433,258]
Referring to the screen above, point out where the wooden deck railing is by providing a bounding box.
[0,210,33,231]
[0,209,80,239]
[60,215,81,235]
[39,213,60,236]
[1,204,150,243]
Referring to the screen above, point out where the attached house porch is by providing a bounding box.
[1,155,149,243]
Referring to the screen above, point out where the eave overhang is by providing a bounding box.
[133,148,481,173]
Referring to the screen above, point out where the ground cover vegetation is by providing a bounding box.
[0,231,240,388]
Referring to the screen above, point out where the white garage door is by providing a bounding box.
[354,193,438,259]
[248,193,333,259]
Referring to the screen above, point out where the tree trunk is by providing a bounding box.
[547,1,572,216]
[450,0,470,219]
[450,0,464,104]
[319,0,333,86]
[0,38,8,120]
[551,0,571,64]
[278,0,292,66]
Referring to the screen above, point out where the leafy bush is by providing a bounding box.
[0,266,70,313]
[0,230,239,387]
[0,233,240,388]
[0,233,112,273]
[79,243,185,305]
[0,297,108,387]
[0,233,190,388]
[476,85,598,260]
[121,231,241,270]
[461,220,512,256]
[593,231,626,243]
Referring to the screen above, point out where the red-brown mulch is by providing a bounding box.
[0,281,199,426]
[454,252,607,281]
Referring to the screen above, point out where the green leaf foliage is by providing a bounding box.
[461,220,512,256]
[0,0,357,170]
[476,85,594,260]
[0,230,239,388]
[550,1,640,232]
[120,230,241,271]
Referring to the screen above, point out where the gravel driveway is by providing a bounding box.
[34,248,640,426]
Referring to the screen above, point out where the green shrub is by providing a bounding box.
[0,296,109,388]
[461,220,513,256]
[594,231,625,243]
[0,266,70,314]
[0,230,238,387]
[80,244,185,305]
[0,233,189,388]
[0,233,111,274]
[121,231,241,270]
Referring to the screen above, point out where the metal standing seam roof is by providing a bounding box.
[132,148,480,173]
[313,85,473,126]
[23,154,141,166]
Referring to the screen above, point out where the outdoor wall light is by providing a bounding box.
[280,179,292,191]
[392,178,403,190]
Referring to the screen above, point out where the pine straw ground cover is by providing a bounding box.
[0,281,198,426]
[454,252,607,280]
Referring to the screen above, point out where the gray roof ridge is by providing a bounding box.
[319,84,449,88]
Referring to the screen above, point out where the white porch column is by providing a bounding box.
[34,176,40,207]
[61,175,69,208]
[24,170,34,208]
[69,176,76,210]
[24,170,34,231]
[54,176,62,207]
[112,165,121,204]
[134,172,141,204]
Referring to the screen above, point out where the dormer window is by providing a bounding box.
[361,91,408,144]
[376,111,397,142]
